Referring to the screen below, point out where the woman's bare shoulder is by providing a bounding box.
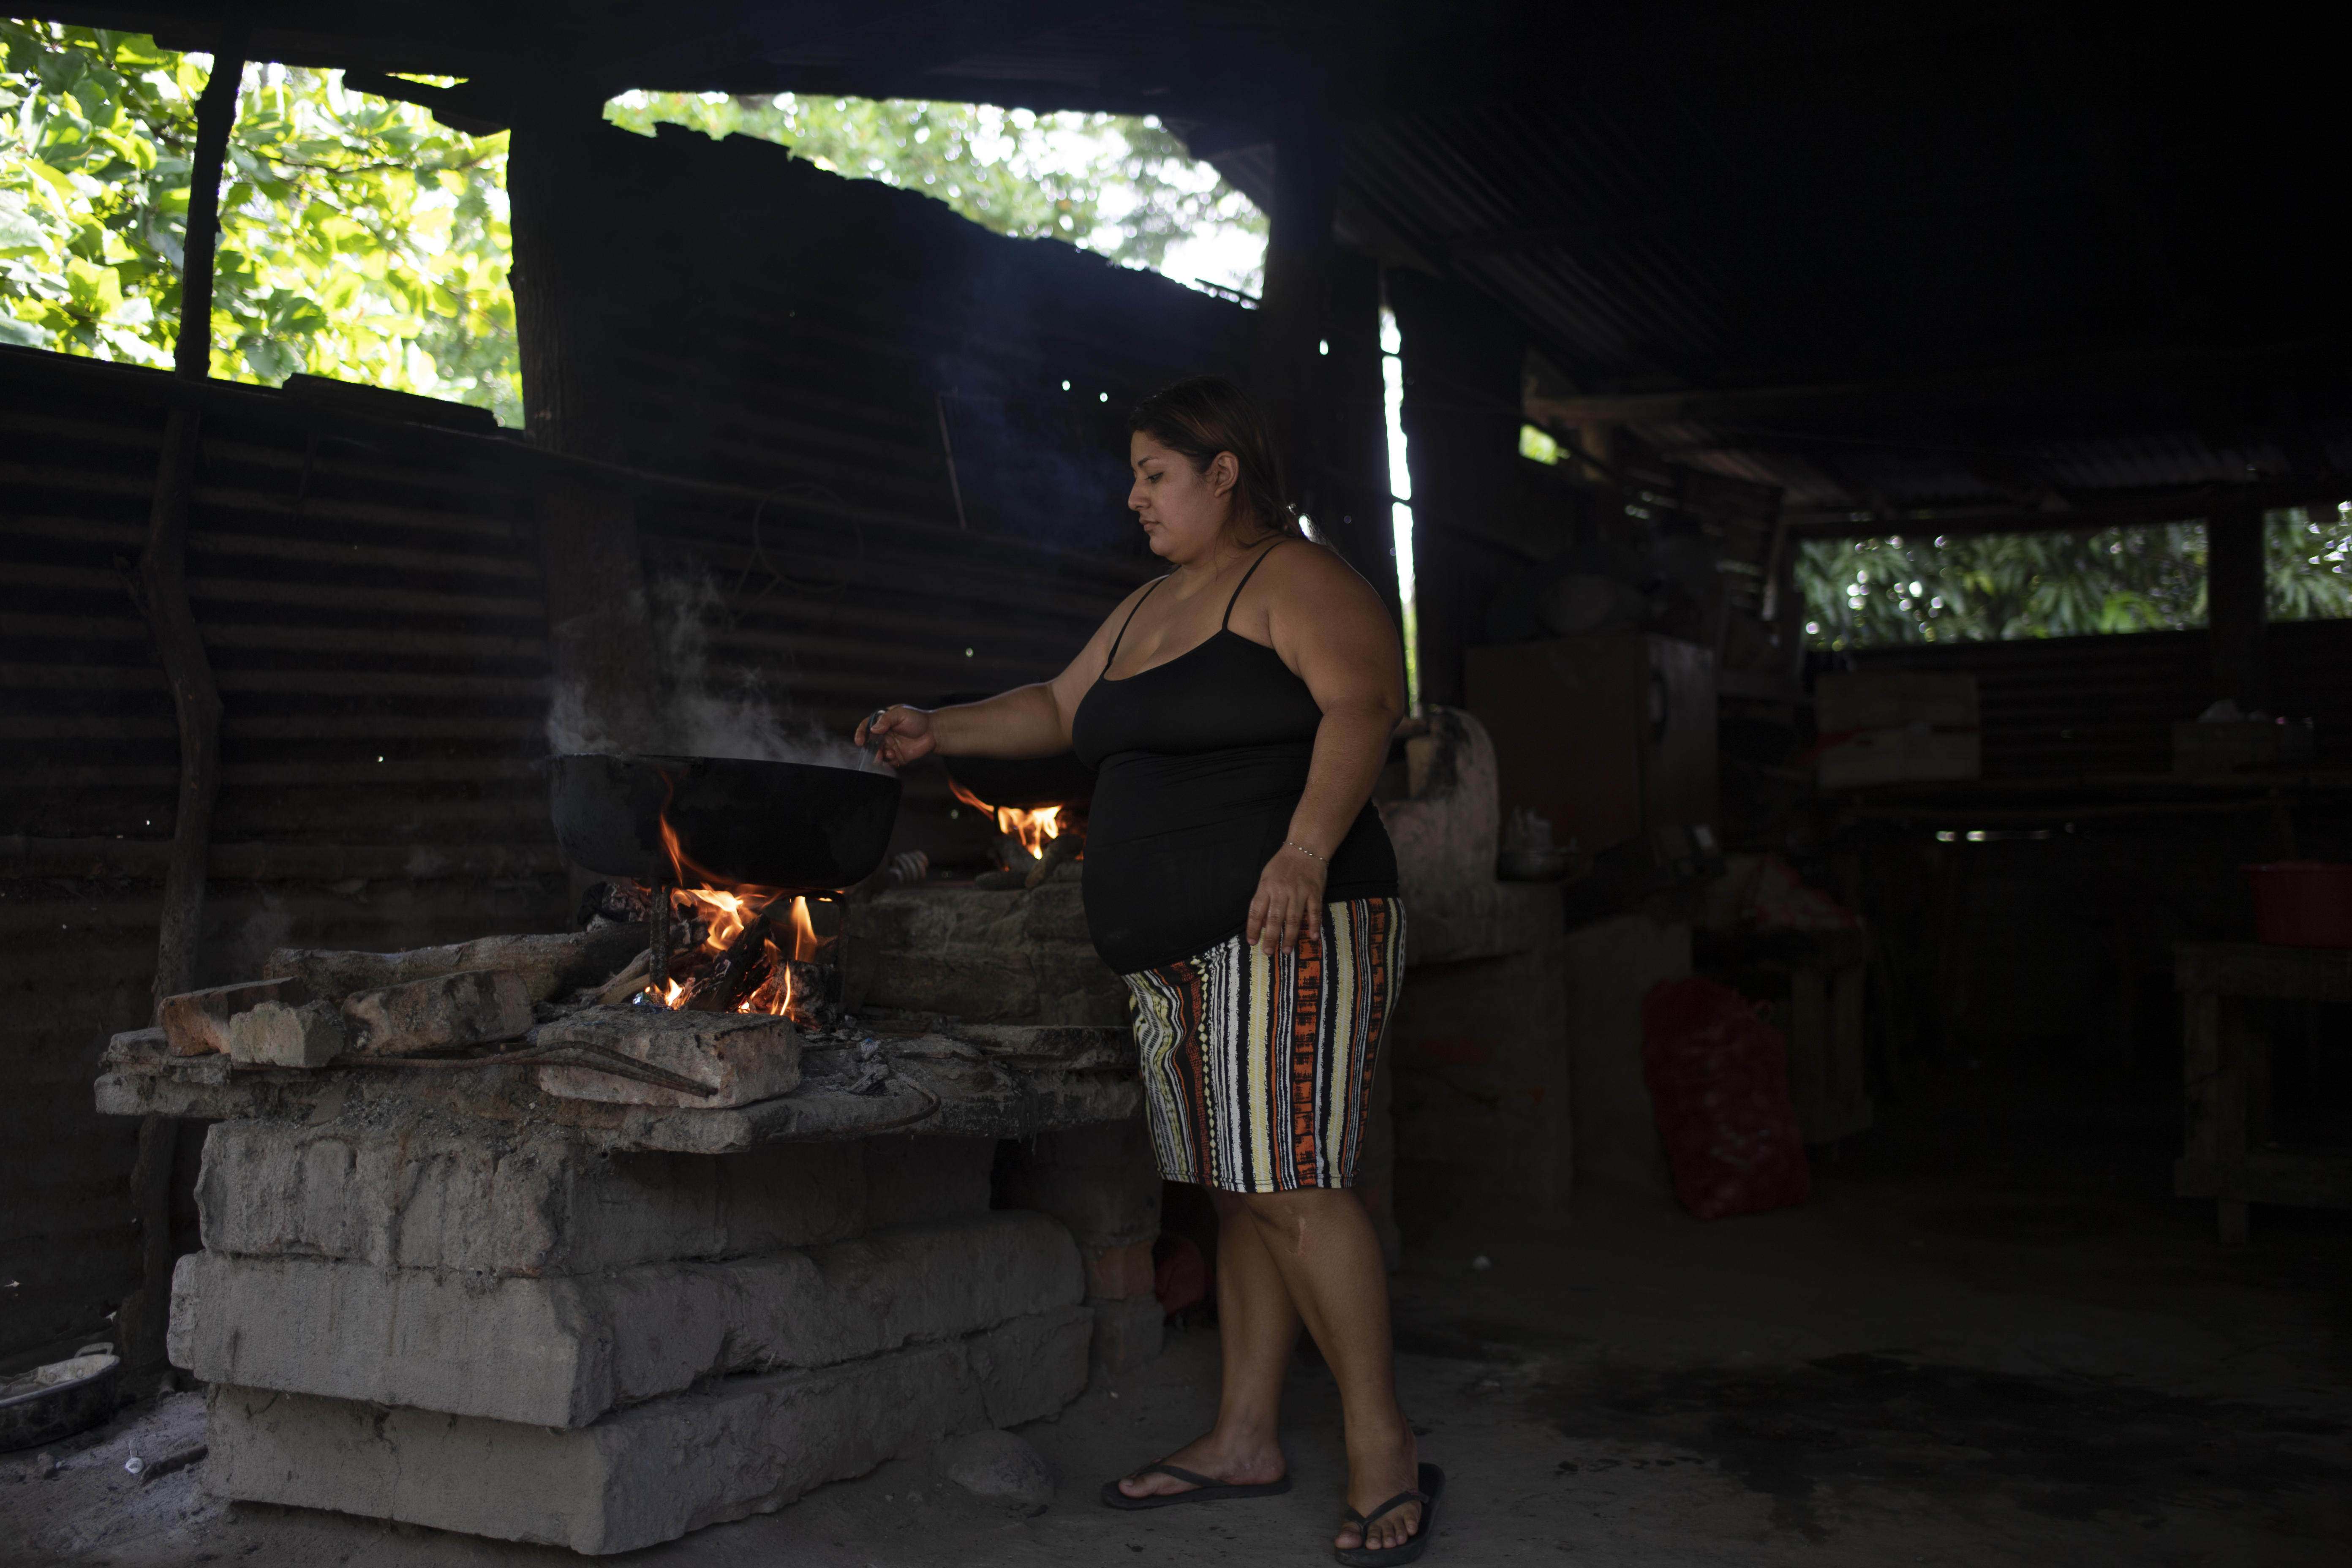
[1261,537,1383,604]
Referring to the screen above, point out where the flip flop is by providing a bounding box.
[1333,1462,1444,1566]
[1099,1462,1294,1510]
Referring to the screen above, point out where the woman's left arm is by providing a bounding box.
[1245,547,1408,955]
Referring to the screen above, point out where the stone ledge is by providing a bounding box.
[172,1211,1084,1428]
[94,1023,1139,1152]
[201,1306,1093,1555]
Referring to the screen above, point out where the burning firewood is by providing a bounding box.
[685,915,770,1013]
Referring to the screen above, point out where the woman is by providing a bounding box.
[857,376,1437,1565]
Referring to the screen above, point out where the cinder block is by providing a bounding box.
[1089,1293,1164,1371]
[198,1119,865,1275]
[340,968,533,1054]
[172,1211,1083,1427]
[996,1119,1160,1247]
[1081,1239,1157,1301]
[200,1306,1092,1555]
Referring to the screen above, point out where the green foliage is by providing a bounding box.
[1798,506,2352,648]
[1,19,517,421]
[604,91,1266,291]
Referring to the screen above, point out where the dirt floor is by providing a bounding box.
[6,1075,2347,1567]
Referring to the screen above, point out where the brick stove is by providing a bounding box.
[94,874,1159,1554]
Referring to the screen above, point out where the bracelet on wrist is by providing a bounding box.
[1285,840,1326,863]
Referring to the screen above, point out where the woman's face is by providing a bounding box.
[1128,431,1237,564]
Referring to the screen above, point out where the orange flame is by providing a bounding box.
[949,780,1063,860]
[641,879,819,1023]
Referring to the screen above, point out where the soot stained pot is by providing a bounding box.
[546,753,901,893]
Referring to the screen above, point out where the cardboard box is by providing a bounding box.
[2172,718,2314,776]
[1818,726,1981,789]
[1816,671,1979,734]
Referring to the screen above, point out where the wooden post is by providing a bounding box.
[119,35,243,1376]
[2207,506,2270,713]
[1253,113,1337,529]
[507,80,658,750]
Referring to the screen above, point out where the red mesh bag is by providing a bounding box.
[1640,977,1813,1220]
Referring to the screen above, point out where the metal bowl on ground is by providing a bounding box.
[0,1348,120,1450]
[545,753,901,893]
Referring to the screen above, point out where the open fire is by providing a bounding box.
[949,780,1063,860]
[634,817,830,1023]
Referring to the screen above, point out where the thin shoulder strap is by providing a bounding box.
[1222,539,1288,630]
[1105,576,1167,668]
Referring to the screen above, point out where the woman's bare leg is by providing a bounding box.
[1234,1187,1421,1554]
[1114,1188,1298,1498]
[1117,1186,1419,1552]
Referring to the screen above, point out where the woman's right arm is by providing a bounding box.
[854,580,1156,765]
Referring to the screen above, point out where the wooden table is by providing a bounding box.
[2173,941,2352,1241]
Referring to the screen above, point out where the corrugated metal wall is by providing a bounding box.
[0,127,1258,1360]
[0,349,569,1360]
[1846,619,2352,774]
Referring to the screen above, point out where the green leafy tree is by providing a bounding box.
[1,20,517,419]
[604,91,1267,292]
[1798,506,2352,649]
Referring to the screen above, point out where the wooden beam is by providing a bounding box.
[1783,479,2350,541]
[2206,506,2270,712]
[1526,338,2352,428]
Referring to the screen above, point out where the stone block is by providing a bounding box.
[996,1119,1161,1247]
[172,1211,1083,1427]
[534,1006,800,1108]
[267,925,646,1006]
[865,950,1039,1021]
[1089,1293,1164,1370]
[863,1135,995,1228]
[198,1118,865,1275]
[1081,1239,1157,1300]
[200,1306,1090,1555]
[161,979,313,1057]
[340,968,533,1054]
[228,1000,347,1067]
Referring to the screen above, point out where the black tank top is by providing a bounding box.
[1070,542,1399,974]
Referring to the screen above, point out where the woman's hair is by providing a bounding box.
[1127,375,1299,540]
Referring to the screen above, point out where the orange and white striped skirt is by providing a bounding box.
[1120,897,1405,1193]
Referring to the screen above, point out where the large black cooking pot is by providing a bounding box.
[546,753,901,892]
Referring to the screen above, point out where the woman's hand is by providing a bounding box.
[856,705,936,767]
[1246,843,1328,956]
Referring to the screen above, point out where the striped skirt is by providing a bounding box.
[1121,897,1405,1193]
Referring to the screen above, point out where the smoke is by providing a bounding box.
[546,568,882,772]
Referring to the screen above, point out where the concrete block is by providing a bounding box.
[172,1211,1083,1427]
[198,1119,865,1275]
[267,925,647,1005]
[997,1119,1161,1247]
[864,950,1039,1021]
[227,1000,347,1067]
[340,968,533,1054]
[863,1135,995,1228]
[165,1252,200,1371]
[200,1306,1090,1555]
[534,1006,800,1108]
[1081,1239,1157,1300]
[161,978,312,1057]
[1088,1293,1164,1371]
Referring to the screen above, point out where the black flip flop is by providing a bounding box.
[1100,1462,1294,1510]
[1333,1462,1444,1566]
